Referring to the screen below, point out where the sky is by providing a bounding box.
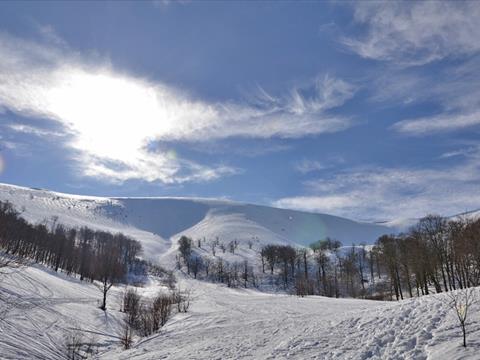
[0,1,480,222]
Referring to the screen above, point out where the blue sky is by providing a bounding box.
[1,1,480,221]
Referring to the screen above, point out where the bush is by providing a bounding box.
[119,321,133,350]
[129,291,176,337]
[152,294,173,330]
[172,289,191,313]
[122,289,141,327]
[64,329,97,359]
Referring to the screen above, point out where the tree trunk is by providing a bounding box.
[102,286,107,311]
[303,252,308,281]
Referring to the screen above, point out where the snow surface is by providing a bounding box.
[108,277,480,360]
[2,182,479,359]
[375,209,480,232]
[2,264,480,359]
[0,183,393,264]
[0,264,126,359]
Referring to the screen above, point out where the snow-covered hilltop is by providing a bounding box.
[0,183,393,263]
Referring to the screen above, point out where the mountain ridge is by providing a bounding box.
[0,182,394,263]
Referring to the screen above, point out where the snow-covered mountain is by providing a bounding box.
[0,183,393,263]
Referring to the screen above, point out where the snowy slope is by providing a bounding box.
[2,262,480,360]
[0,183,393,264]
[107,277,480,360]
[375,209,480,233]
[1,182,480,359]
[0,263,126,359]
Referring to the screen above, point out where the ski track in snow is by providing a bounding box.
[0,264,128,360]
[104,276,480,360]
[1,183,480,359]
[2,255,480,359]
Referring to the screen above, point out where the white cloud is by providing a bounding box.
[151,0,189,8]
[439,146,478,160]
[294,159,327,174]
[393,111,480,135]
[294,156,345,174]
[274,155,480,221]
[182,141,292,158]
[36,24,67,47]
[0,32,355,184]
[8,124,66,138]
[274,195,357,213]
[347,3,480,136]
[343,2,480,66]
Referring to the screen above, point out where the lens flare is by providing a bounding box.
[166,150,177,160]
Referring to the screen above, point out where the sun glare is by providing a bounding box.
[46,69,181,162]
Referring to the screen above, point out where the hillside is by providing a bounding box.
[2,262,479,359]
[1,182,480,359]
[0,183,393,265]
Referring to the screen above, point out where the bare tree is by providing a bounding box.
[445,288,477,347]
[190,256,202,279]
[119,320,133,350]
[210,241,216,257]
[95,239,124,311]
[134,292,176,337]
[178,236,192,273]
[64,329,90,360]
[152,293,173,329]
[173,288,191,313]
[204,257,211,277]
[122,288,141,327]
[242,260,250,288]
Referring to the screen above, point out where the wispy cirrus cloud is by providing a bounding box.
[278,3,480,220]
[393,110,480,135]
[341,2,480,136]
[439,146,479,160]
[294,159,327,174]
[294,156,344,174]
[151,0,189,9]
[0,31,355,184]
[274,151,480,221]
[8,123,66,138]
[370,61,480,135]
[343,2,480,66]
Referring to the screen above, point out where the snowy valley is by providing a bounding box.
[1,183,480,359]
[2,1,480,358]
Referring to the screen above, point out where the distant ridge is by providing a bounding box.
[0,183,394,263]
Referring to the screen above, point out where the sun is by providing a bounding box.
[46,69,176,162]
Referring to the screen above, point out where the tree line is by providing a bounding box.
[177,214,480,300]
[373,214,480,300]
[178,236,257,288]
[0,200,142,309]
[178,233,366,296]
